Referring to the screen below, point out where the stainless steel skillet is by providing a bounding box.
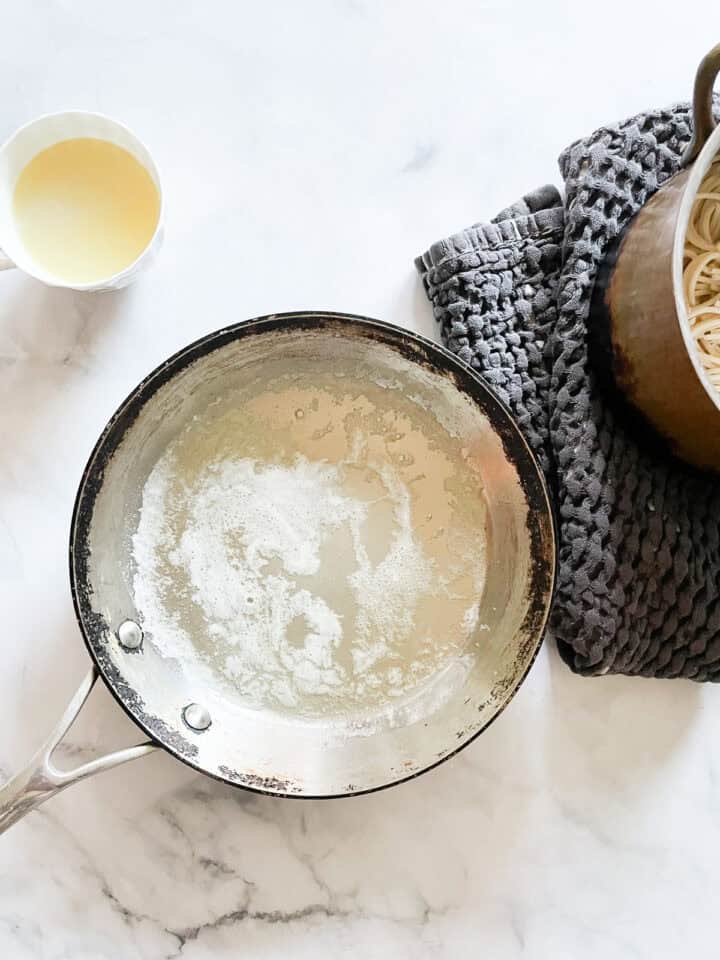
[0,312,555,833]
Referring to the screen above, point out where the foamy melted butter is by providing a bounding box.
[132,372,487,719]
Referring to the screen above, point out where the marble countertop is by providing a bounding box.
[1,3,719,957]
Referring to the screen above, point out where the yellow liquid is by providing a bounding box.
[13,138,160,284]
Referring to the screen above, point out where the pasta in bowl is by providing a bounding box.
[683,161,720,395]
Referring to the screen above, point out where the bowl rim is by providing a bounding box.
[672,124,720,417]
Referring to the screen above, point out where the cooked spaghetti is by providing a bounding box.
[683,160,720,394]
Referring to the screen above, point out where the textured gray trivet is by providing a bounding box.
[416,104,720,680]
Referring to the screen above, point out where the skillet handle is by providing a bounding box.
[683,42,720,165]
[0,247,16,271]
[0,666,157,835]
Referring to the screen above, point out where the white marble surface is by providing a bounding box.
[1,2,719,957]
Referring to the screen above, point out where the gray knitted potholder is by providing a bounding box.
[416,104,720,680]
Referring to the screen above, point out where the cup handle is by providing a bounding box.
[683,42,720,165]
[0,247,15,271]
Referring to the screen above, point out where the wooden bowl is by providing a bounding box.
[590,44,720,473]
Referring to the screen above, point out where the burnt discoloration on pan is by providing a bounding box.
[69,312,556,799]
[217,766,303,795]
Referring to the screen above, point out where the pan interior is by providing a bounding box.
[78,319,552,795]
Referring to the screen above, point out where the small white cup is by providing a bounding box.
[0,111,163,291]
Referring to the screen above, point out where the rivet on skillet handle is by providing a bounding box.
[682,42,720,165]
[117,619,143,651]
[182,703,212,732]
[0,667,157,835]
